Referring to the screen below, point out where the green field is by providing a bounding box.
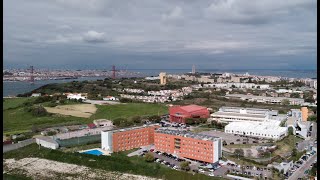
[4,144,221,180]
[3,98,168,135]
[90,103,168,120]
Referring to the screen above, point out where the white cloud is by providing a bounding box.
[82,31,107,43]
[162,6,183,20]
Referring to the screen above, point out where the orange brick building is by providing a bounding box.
[101,125,159,152]
[169,105,210,124]
[154,129,222,163]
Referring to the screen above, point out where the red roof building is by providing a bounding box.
[169,105,210,124]
[87,123,96,129]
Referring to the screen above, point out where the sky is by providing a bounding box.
[3,0,317,70]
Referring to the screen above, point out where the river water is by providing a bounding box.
[3,69,317,97]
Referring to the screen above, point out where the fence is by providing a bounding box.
[55,134,101,147]
[53,126,113,140]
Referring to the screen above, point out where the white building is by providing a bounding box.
[93,119,113,127]
[31,93,41,97]
[203,83,269,90]
[210,107,286,124]
[225,120,288,140]
[66,93,87,100]
[36,136,59,149]
[226,94,305,105]
[103,96,118,101]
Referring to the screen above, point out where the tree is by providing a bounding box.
[234,149,244,157]
[281,99,290,106]
[292,148,297,157]
[288,127,294,135]
[31,106,48,116]
[290,93,300,98]
[180,161,190,171]
[144,153,154,162]
[132,116,142,124]
[307,115,317,122]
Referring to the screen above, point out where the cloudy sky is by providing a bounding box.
[4,0,317,70]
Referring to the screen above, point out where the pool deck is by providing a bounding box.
[78,148,111,156]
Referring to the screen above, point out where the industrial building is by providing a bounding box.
[154,129,222,164]
[210,106,286,124]
[224,120,288,140]
[101,125,160,152]
[225,94,305,105]
[169,105,210,124]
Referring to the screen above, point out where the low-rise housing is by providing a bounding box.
[268,160,293,174]
[36,136,59,149]
[31,93,41,97]
[66,93,87,100]
[93,119,113,127]
[103,96,118,101]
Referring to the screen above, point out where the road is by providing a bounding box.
[3,139,35,153]
[288,153,317,180]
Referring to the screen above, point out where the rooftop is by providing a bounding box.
[174,104,208,112]
[36,136,59,145]
[155,128,221,141]
[102,124,159,133]
[211,111,267,119]
[225,121,287,133]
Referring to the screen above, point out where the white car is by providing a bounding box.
[199,169,205,173]
[209,169,214,172]
[208,173,215,176]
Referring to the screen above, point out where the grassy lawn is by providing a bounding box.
[3,98,168,135]
[90,103,168,120]
[4,144,221,180]
[3,107,90,134]
[3,97,35,110]
[272,135,303,157]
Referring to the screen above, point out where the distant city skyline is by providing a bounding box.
[4,0,317,70]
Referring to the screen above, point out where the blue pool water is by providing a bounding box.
[81,149,103,156]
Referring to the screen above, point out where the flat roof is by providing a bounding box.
[102,124,159,133]
[155,128,221,141]
[225,121,287,133]
[176,104,208,113]
[226,94,304,101]
[36,136,59,145]
[211,111,266,119]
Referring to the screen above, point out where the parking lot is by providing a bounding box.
[224,162,272,179]
[199,130,266,145]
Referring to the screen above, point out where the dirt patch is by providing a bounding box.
[4,158,161,180]
[45,104,97,118]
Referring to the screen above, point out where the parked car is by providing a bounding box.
[208,173,215,176]
[199,169,205,173]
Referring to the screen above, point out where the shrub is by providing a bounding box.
[180,161,190,171]
[144,153,154,162]
[31,106,48,116]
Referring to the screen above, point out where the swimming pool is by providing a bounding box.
[81,149,104,156]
